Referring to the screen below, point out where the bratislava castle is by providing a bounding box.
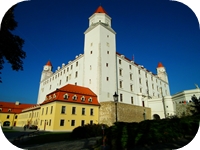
[37,6,170,110]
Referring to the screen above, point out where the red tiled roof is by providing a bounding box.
[46,60,52,66]
[157,62,164,68]
[0,101,35,114]
[94,6,107,14]
[41,84,99,106]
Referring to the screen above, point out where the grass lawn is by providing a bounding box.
[19,132,72,145]
[1,127,20,132]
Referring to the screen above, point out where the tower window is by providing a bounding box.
[106,77,109,81]
[90,51,92,54]
[119,69,122,76]
[119,81,123,88]
[75,71,78,78]
[130,73,132,80]
[130,84,133,91]
[131,97,134,104]
[106,63,108,67]
[107,51,109,54]
[139,78,142,84]
[119,59,121,64]
[76,61,78,67]
[71,65,73,70]
[129,65,132,70]
[120,94,123,102]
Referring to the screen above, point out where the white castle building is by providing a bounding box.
[37,6,174,120]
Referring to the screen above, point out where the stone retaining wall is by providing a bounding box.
[99,101,151,126]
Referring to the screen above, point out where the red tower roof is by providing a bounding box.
[157,62,164,68]
[94,6,107,14]
[46,60,52,66]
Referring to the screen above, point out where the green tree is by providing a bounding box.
[191,94,200,114]
[0,5,26,82]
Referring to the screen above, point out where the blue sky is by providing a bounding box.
[0,0,200,104]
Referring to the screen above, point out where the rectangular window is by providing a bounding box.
[49,119,51,126]
[7,115,10,119]
[90,51,92,54]
[66,76,68,82]
[130,84,133,91]
[152,84,154,89]
[59,80,62,85]
[40,120,42,126]
[90,120,93,125]
[90,109,94,115]
[61,106,66,114]
[119,59,121,64]
[50,106,53,114]
[107,51,109,54]
[82,108,85,115]
[76,61,78,67]
[146,81,148,87]
[106,77,109,81]
[60,119,64,126]
[119,69,122,76]
[130,73,132,80]
[140,88,142,93]
[72,107,76,114]
[46,107,48,115]
[106,63,108,67]
[129,65,132,70]
[71,65,73,70]
[42,108,44,115]
[75,71,78,78]
[81,120,85,126]
[120,81,122,88]
[71,120,75,126]
[145,73,147,78]
[142,101,145,107]
[131,97,134,104]
[67,67,69,72]
[138,69,141,74]
[120,94,123,102]
[139,78,142,84]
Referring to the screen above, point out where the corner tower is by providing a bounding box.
[40,60,53,81]
[156,62,168,83]
[83,6,117,102]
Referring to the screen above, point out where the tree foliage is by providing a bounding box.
[0,5,26,82]
[191,94,200,114]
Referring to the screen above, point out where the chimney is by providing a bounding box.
[15,101,19,105]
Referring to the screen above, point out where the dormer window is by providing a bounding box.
[88,97,92,103]
[8,109,11,112]
[49,95,52,100]
[53,94,56,98]
[72,95,77,100]
[0,108,2,112]
[63,94,69,100]
[81,96,85,102]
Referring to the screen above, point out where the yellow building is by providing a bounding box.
[38,84,100,131]
[0,101,34,127]
[3,84,100,132]
[16,104,41,127]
